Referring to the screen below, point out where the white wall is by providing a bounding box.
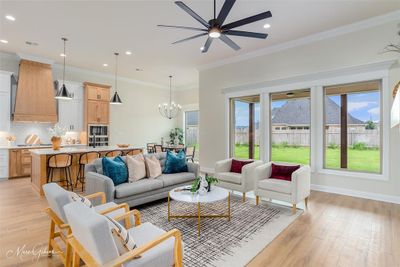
[0,52,194,148]
[199,19,400,199]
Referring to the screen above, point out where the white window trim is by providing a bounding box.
[224,63,392,181]
[181,104,199,145]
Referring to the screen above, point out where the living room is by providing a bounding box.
[1,1,400,266]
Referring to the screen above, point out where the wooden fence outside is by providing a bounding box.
[235,128,380,147]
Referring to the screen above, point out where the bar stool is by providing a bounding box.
[124,149,142,156]
[75,151,101,191]
[47,153,73,191]
[104,150,123,157]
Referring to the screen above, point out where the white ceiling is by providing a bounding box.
[0,0,399,88]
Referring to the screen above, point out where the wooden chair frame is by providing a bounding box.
[44,192,130,266]
[66,210,183,267]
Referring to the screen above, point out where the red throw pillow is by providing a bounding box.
[270,163,300,181]
[230,159,254,174]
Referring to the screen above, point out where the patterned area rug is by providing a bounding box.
[138,194,302,267]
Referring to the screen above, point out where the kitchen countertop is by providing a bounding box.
[29,145,143,155]
[0,144,86,150]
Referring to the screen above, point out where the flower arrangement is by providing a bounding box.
[48,123,68,137]
[48,124,67,150]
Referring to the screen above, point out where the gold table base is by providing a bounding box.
[168,192,231,236]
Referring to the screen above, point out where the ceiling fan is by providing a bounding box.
[158,0,272,53]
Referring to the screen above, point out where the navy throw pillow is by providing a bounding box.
[102,156,128,186]
[163,150,188,174]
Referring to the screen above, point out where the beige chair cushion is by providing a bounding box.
[258,178,292,194]
[127,154,147,182]
[145,155,162,179]
[216,172,242,185]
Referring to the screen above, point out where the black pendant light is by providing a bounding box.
[55,37,72,100]
[110,52,122,105]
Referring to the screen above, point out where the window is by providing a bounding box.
[270,90,310,165]
[184,110,199,161]
[230,95,260,159]
[324,80,381,173]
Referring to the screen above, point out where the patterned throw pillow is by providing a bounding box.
[69,192,93,208]
[126,154,146,182]
[145,155,162,178]
[163,150,188,174]
[102,156,128,186]
[105,215,137,255]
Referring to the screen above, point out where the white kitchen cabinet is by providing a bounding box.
[0,71,11,132]
[57,81,84,132]
[0,149,9,179]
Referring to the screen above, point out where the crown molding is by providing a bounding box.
[17,53,55,65]
[198,10,400,71]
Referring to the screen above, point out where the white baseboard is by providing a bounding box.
[311,184,400,204]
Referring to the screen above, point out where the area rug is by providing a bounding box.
[139,195,302,267]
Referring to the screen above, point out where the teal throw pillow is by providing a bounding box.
[102,156,128,186]
[163,150,188,174]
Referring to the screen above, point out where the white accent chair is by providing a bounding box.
[214,158,263,202]
[254,162,311,214]
[64,201,183,267]
[42,183,131,265]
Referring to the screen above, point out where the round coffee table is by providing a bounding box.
[168,186,231,236]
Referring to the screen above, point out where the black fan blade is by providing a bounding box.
[201,37,213,53]
[172,33,208,44]
[224,30,267,39]
[222,11,272,30]
[217,0,236,25]
[157,25,207,31]
[175,1,209,28]
[220,34,240,51]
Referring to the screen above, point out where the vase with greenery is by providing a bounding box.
[169,128,183,145]
[48,123,68,150]
[190,174,219,193]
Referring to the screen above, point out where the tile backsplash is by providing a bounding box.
[0,122,81,146]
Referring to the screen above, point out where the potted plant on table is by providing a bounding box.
[190,174,219,193]
[48,124,68,150]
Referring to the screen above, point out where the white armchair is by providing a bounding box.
[254,162,311,214]
[214,158,263,202]
[64,202,183,267]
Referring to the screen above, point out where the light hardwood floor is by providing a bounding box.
[0,178,399,267]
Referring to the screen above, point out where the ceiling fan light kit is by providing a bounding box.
[158,0,272,53]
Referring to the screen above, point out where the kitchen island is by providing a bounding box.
[30,146,143,195]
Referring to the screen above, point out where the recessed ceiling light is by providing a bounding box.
[200,46,204,51]
[135,68,144,72]
[60,53,66,57]
[125,51,132,55]
[103,63,108,67]
[25,41,38,46]
[263,23,271,29]
[5,15,15,21]
[0,39,8,44]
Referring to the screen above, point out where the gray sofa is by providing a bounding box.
[85,152,199,207]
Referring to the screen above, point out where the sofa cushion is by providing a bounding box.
[125,222,175,267]
[258,178,292,194]
[270,163,300,181]
[157,172,195,187]
[115,179,163,199]
[103,156,128,186]
[145,155,162,179]
[163,150,188,174]
[230,159,254,174]
[216,172,242,185]
[126,154,146,182]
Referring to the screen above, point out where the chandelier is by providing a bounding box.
[158,75,181,119]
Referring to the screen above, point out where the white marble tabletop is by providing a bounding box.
[29,145,143,155]
[169,186,229,203]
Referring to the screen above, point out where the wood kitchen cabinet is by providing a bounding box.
[9,149,31,178]
[84,82,110,125]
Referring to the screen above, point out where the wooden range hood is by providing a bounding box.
[13,60,58,123]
